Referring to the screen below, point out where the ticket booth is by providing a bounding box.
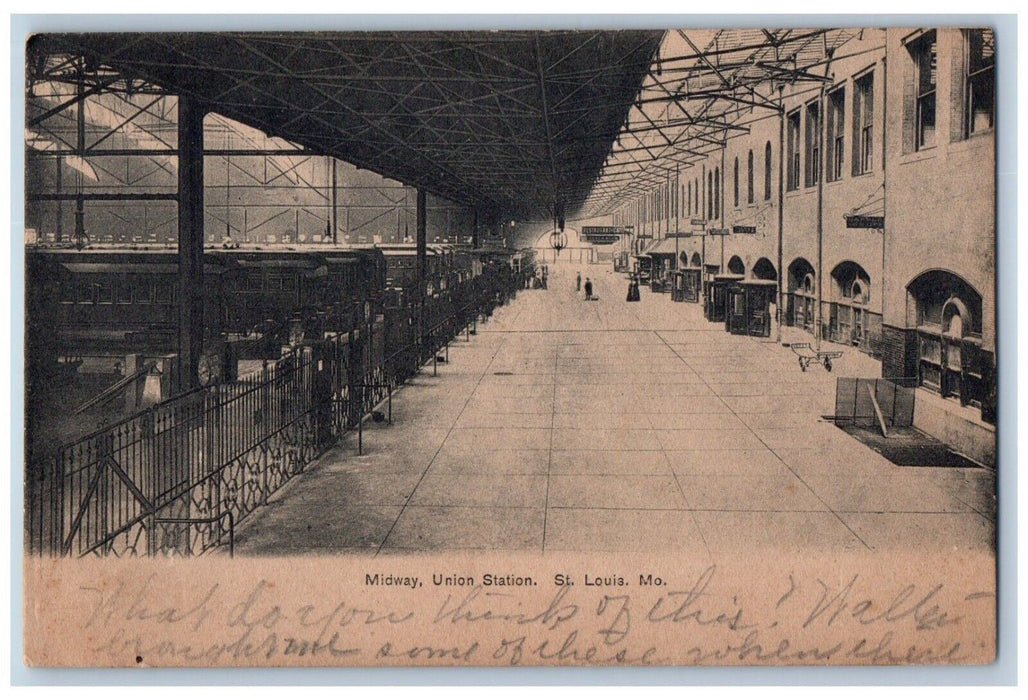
[649,252,676,293]
[614,250,630,272]
[633,255,652,284]
[704,274,743,322]
[726,279,777,337]
[672,268,702,302]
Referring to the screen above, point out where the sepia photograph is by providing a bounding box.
[17,19,1006,670]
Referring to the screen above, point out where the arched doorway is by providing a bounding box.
[672,249,702,303]
[906,269,984,407]
[727,255,745,275]
[829,261,872,349]
[787,258,816,332]
[752,257,777,281]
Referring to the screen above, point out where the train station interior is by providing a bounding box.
[23,28,996,558]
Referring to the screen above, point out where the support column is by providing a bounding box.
[330,158,338,244]
[74,61,86,244]
[178,96,206,391]
[416,188,427,360]
[700,164,706,273]
[720,148,726,272]
[472,209,479,248]
[776,88,786,344]
[815,84,826,350]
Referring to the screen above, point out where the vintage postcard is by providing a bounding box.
[21,25,999,667]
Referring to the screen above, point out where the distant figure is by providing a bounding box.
[584,278,593,301]
[576,272,582,292]
[627,277,640,302]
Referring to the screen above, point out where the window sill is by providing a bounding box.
[947,132,995,156]
[899,147,938,166]
[959,127,995,143]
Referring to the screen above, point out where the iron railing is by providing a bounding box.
[27,275,517,558]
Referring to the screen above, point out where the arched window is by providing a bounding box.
[733,157,740,208]
[714,167,721,219]
[727,256,745,275]
[687,181,692,216]
[830,261,872,348]
[707,171,713,220]
[943,299,968,337]
[764,141,773,200]
[752,257,777,281]
[748,148,756,200]
[851,280,867,304]
[787,258,817,333]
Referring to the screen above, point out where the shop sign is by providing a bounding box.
[581,226,632,236]
[845,215,885,229]
[732,225,757,234]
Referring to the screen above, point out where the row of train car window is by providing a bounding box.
[59,274,307,305]
[60,265,466,306]
[59,279,177,305]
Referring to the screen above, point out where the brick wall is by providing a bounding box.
[880,324,916,380]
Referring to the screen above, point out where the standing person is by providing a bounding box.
[584,277,593,301]
[576,272,582,292]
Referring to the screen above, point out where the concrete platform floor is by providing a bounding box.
[234,263,996,558]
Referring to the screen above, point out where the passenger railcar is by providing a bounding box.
[27,249,231,359]
[28,238,518,411]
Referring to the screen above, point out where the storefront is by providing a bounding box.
[671,268,702,302]
[631,238,659,283]
[907,269,988,412]
[786,257,817,333]
[646,238,683,293]
[726,279,777,337]
[704,273,744,322]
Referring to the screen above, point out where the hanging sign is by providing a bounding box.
[707,227,730,236]
[845,215,885,229]
[690,218,707,226]
[583,233,621,245]
[581,226,633,236]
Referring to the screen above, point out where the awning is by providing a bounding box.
[643,237,686,257]
[632,238,662,258]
